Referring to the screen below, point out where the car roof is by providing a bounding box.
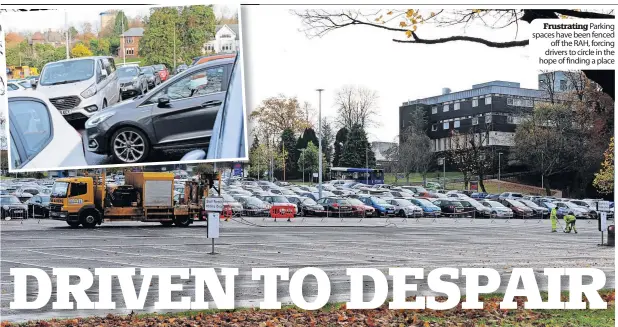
[45,56,111,64]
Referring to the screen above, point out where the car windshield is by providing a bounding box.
[486,201,506,208]
[51,182,69,197]
[335,198,350,204]
[153,64,165,71]
[372,197,388,205]
[244,197,262,205]
[563,202,578,208]
[19,81,32,88]
[396,199,413,206]
[302,198,318,205]
[118,67,139,77]
[141,67,154,74]
[39,195,51,204]
[346,198,364,206]
[508,200,527,207]
[449,201,464,207]
[222,194,235,202]
[271,196,289,203]
[40,59,94,85]
[414,199,435,207]
[0,196,21,205]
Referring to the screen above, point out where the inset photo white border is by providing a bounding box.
[2,3,248,173]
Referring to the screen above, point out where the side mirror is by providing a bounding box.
[139,72,144,76]
[157,96,171,107]
[30,79,38,89]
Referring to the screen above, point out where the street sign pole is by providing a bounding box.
[204,197,223,255]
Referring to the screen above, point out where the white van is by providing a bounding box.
[33,56,121,120]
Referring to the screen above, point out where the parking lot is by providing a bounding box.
[1,217,614,322]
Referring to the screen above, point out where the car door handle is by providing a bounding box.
[200,100,222,108]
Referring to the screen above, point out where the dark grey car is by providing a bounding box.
[84,57,234,163]
[118,66,147,100]
[140,66,161,89]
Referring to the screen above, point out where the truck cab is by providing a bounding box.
[49,176,100,227]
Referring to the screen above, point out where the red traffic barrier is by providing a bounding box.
[221,205,233,219]
[270,204,296,219]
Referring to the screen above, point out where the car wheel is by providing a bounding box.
[399,209,406,218]
[66,221,80,228]
[491,211,497,218]
[160,221,174,226]
[110,127,150,163]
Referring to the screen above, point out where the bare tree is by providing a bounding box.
[538,70,557,104]
[293,9,615,100]
[447,127,494,192]
[333,85,379,130]
[397,109,433,185]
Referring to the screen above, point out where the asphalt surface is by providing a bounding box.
[1,217,614,322]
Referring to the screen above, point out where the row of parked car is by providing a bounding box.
[199,179,614,220]
[0,178,55,220]
[7,52,244,169]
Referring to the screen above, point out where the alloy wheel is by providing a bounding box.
[113,130,146,163]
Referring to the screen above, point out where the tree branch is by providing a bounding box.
[393,34,529,48]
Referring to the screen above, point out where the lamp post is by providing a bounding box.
[316,88,324,199]
[442,157,446,189]
[498,152,503,194]
[366,145,369,184]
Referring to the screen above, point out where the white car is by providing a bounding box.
[387,198,424,217]
[33,56,120,121]
[480,200,514,218]
[447,192,471,200]
[7,90,87,170]
[7,80,32,91]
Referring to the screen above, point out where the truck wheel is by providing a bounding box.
[80,210,100,228]
[67,221,80,228]
[174,215,191,227]
[160,221,174,227]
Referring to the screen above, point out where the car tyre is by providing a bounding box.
[160,221,174,227]
[67,221,80,228]
[110,127,151,163]
[398,209,406,218]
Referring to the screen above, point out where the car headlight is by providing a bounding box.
[80,83,97,99]
[85,112,115,128]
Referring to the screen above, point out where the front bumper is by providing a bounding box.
[120,83,141,96]
[52,95,100,120]
[3,208,27,219]
[49,210,72,221]
[85,122,111,154]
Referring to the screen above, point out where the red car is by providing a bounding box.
[346,198,376,217]
[153,64,169,82]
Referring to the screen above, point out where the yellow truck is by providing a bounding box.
[49,171,208,228]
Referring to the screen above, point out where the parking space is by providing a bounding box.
[1,217,614,322]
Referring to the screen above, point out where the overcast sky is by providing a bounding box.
[1,4,237,34]
[242,6,539,143]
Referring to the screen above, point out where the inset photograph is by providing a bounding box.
[3,4,246,171]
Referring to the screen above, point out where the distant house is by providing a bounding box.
[203,24,240,54]
[28,29,67,48]
[29,31,45,45]
[372,141,398,170]
[120,27,144,58]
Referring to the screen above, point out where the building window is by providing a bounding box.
[126,37,134,44]
[205,43,214,51]
[472,117,479,125]
[443,104,449,112]
[454,120,460,128]
[443,122,449,130]
[454,102,460,110]
[560,79,567,91]
[431,106,437,114]
[125,48,134,55]
[525,99,533,107]
[472,98,478,107]
[485,96,492,105]
[220,34,232,39]
[507,98,514,106]
[486,115,492,123]
[431,124,438,131]
[507,116,515,124]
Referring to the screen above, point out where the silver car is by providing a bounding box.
[387,198,424,218]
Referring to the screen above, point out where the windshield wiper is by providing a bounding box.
[47,79,83,85]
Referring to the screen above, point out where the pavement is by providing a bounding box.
[1,217,614,322]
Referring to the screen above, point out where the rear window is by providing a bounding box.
[153,64,165,71]
[9,100,53,160]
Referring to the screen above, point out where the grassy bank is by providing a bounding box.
[3,290,614,327]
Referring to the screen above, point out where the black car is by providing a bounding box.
[431,199,465,217]
[0,195,28,220]
[84,58,234,163]
[26,194,51,218]
[174,64,189,75]
[118,66,148,99]
[287,196,323,216]
[140,66,161,89]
